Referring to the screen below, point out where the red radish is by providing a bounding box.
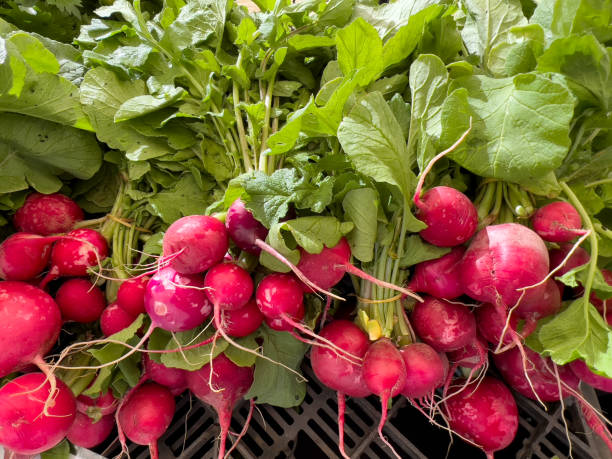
[14,192,84,236]
[362,338,407,458]
[408,246,465,299]
[67,412,115,448]
[162,215,228,274]
[0,373,76,455]
[100,302,137,337]
[117,276,150,316]
[444,376,518,459]
[144,266,212,332]
[475,303,518,348]
[549,244,590,276]
[590,268,612,313]
[311,320,370,459]
[447,334,488,370]
[0,233,53,281]
[411,296,476,352]
[204,263,253,310]
[187,353,254,459]
[77,388,118,419]
[414,186,478,247]
[569,359,612,392]
[461,223,549,308]
[55,278,106,323]
[255,273,304,331]
[143,354,188,395]
[399,343,447,399]
[531,201,584,242]
[514,278,562,338]
[0,281,61,377]
[263,304,305,331]
[220,299,264,337]
[40,228,109,287]
[226,198,269,254]
[117,382,175,459]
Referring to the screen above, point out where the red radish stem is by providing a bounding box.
[0,233,53,281]
[14,192,84,235]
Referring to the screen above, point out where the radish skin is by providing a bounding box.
[408,246,465,299]
[226,198,268,255]
[117,276,149,316]
[14,192,83,236]
[100,302,137,337]
[0,233,53,281]
[67,412,115,449]
[531,201,584,242]
[55,278,106,323]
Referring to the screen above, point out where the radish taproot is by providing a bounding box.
[0,233,53,281]
[0,373,76,455]
[531,201,585,242]
[55,278,106,323]
[14,192,84,236]
[408,246,465,299]
[67,412,115,449]
[187,353,254,459]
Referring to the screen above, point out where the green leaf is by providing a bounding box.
[399,235,451,268]
[245,326,307,408]
[336,17,383,85]
[353,0,440,39]
[160,326,228,371]
[89,315,146,366]
[288,34,336,50]
[282,216,354,254]
[259,221,299,273]
[546,0,612,43]
[41,439,70,459]
[0,113,102,194]
[225,334,259,367]
[7,32,59,74]
[115,87,187,122]
[338,91,416,200]
[536,299,612,377]
[443,73,574,186]
[556,264,612,300]
[342,188,378,262]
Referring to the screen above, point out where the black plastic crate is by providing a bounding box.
[97,363,612,459]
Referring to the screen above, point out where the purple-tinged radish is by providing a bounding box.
[100,302,137,337]
[0,373,76,455]
[204,263,253,310]
[444,377,518,459]
[226,198,269,254]
[399,343,447,399]
[408,246,465,299]
[362,338,407,458]
[55,278,106,323]
[0,233,53,281]
[14,192,84,236]
[143,354,188,396]
[531,201,584,242]
[67,412,115,449]
[162,215,228,274]
[187,353,254,459]
[411,296,476,352]
[117,276,149,316]
[220,299,264,337]
[475,303,518,348]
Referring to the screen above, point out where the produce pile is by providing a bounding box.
[1,0,612,458]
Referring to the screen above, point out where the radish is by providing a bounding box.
[549,244,590,298]
[66,412,115,449]
[531,201,584,242]
[76,388,118,419]
[0,281,61,378]
[162,215,228,274]
[569,359,612,392]
[414,186,478,247]
[399,342,447,399]
[100,302,137,337]
[220,299,264,337]
[144,266,212,332]
[408,246,465,299]
[444,376,518,459]
[40,228,109,288]
[14,192,84,236]
[362,338,407,458]
[514,278,561,336]
[204,262,253,310]
[0,373,76,455]
[410,296,477,352]
[311,320,370,458]
[143,354,188,395]
[255,273,304,331]
[55,278,106,323]
[186,353,254,459]
[117,276,150,316]
[226,198,269,254]
[0,233,53,281]
[117,382,175,459]
[447,334,488,370]
[475,303,518,348]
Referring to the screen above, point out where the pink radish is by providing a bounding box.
[444,376,518,459]
[255,273,304,331]
[475,303,518,348]
[531,201,584,242]
[162,215,228,274]
[411,296,476,352]
[447,334,488,370]
[0,373,76,455]
[414,186,478,247]
[117,382,175,459]
[117,276,150,316]
[55,278,106,323]
[0,281,61,378]
[100,302,137,337]
[226,198,269,254]
[77,388,118,419]
[569,359,612,392]
[14,192,83,236]
[186,353,254,459]
[67,412,115,449]
[220,299,264,337]
[204,263,253,310]
[549,244,590,276]
[143,354,188,395]
[408,246,465,299]
[514,278,561,337]
[362,338,407,458]
[0,233,53,281]
[399,343,447,399]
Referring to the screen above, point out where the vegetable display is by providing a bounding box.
[1,0,612,458]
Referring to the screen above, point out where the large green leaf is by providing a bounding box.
[336,17,382,85]
[342,187,378,263]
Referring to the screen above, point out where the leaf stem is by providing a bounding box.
[233,83,253,171]
[258,79,275,172]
